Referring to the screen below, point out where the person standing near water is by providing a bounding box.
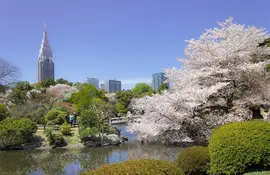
[73,112,77,127]
[69,113,74,127]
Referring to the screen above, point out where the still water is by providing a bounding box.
[0,125,182,175]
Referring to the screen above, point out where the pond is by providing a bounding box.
[0,124,183,175]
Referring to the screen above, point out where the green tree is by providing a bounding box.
[45,108,68,125]
[55,78,72,85]
[88,99,114,139]
[41,78,55,88]
[157,83,169,94]
[115,102,126,114]
[115,90,134,114]
[0,104,9,121]
[70,84,104,111]
[8,81,32,105]
[132,83,155,98]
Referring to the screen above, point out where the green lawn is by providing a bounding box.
[245,171,270,175]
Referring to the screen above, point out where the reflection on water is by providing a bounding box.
[0,125,182,175]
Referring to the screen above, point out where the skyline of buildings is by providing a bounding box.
[36,24,166,90]
[37,24,55,82]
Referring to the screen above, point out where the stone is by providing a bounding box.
[104,134,121,145]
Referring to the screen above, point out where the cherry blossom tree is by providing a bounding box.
[127,18,269,144]
[47,84,78,100]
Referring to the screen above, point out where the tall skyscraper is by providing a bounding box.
[84,77,99,89]
[152,72,167,91]
[105,80,121,92]
[38,23,54,82]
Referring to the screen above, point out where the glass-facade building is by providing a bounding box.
[105,80,121,92]
[84,77,99,89]
[152,72,167,91]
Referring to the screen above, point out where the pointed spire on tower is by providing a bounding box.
[44,22,46,31]
[39,23,53,59]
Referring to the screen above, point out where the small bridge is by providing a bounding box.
[109,116,141,125]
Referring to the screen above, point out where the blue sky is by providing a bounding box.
[0,0,269,89]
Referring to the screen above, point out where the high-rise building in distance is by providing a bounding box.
[105,80,121,92]
[84,77,99,89]
[152,72,167,91]
[38,23,54,82]
[100,84,105,90]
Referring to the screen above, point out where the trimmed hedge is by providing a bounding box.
[176,146,210,175]
[0,118,37,147]
[82,159,183,175]
[209,121,270,175]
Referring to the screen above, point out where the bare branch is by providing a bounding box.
[0,57,20,85]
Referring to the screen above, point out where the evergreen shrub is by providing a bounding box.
[209,121,270,175]
[176,146,210,175]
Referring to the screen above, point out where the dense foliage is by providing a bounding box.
[132,83,155,98]
[0,104,9,121]
[45,109,68,125]
[60,122,71,135]
[157,83,169,94]
[79,127,98,142]
[44,128,66,147]
[70,84,107,111]
[0,118,37,147]
[82,159,183,175]
[115,90,134,114]
[176,146,210,175]
[209,121,270,175]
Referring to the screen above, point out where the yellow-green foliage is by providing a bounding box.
[45,109,68,125]
[60,122,71,136]
[209,121,270,175]
[0,118,37,147]
[0,104,9,121]
[176,146,210,175]
[82,159,184,175]
[265,64,270,72]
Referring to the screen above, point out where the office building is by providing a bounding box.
[38,23,54,82]
[105,80,121,92]
[100,84,105,90]
[84,77,99,89]
[152,72,167,91]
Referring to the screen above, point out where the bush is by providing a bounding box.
[176,146,210,175]
[0,104,9,121]
[79,109,98,129]
[60,122,71,136]
[44,128,66,147]
[79,127,98,142]
[82,159,183,175]
[209,121,270,175]
[44,128,53,137]
[0,118,37,147]
[45,109,68,125]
